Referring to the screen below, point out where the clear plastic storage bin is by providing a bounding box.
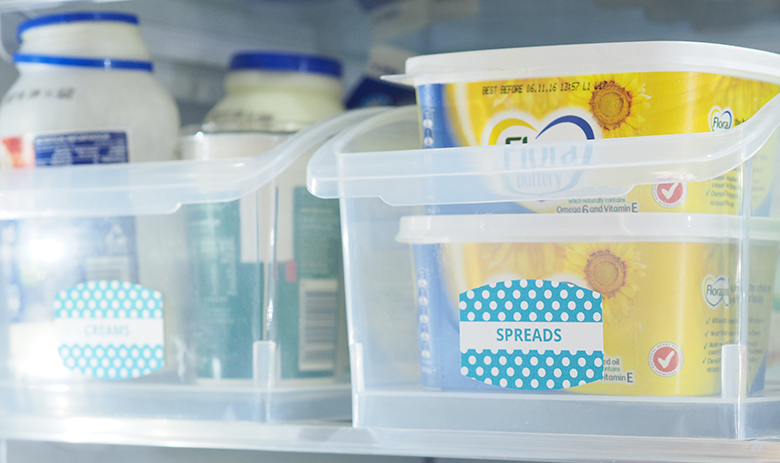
[307,100,780,439]
[0,108,377,424]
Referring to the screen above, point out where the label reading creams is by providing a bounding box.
[55,280,164,380]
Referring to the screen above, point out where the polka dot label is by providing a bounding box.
[54,280,165,380]
[459,279,603,391]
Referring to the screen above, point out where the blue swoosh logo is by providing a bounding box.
[536,115,595,140]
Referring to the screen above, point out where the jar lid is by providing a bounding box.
[17,12,139,42]
[229,51,342,78]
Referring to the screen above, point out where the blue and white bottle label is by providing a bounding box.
[54,280,164,380]
[34,131,128,165]
[1,130,129,167]
[459,279,604,390]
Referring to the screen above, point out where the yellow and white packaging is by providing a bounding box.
[398,213,780,396]
[388,42,780,215]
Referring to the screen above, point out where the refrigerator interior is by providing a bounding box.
[4,0,780,462]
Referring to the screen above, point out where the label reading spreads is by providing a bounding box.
[459,279,604,390]
[55,280,164,380]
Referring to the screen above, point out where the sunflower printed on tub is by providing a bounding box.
[564,242,646,324]
[567,74,651,138]
[387,42,780,216]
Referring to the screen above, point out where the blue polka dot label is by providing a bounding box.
[54,280,164,380]
[459,279,603,390]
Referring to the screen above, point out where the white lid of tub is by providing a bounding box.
[384,41,780,87]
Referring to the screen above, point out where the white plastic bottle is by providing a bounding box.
[0,11,179,163]
[188,51,348,381]
[0,12,183,382]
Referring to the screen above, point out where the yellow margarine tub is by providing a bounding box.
[397,213,780,396]
[386,42,780,215]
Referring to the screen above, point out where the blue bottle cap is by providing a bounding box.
[229,51,342,78]
[18,12,139,42]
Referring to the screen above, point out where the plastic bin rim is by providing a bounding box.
[383,41,780,86]
[0,107,383,219]
[396,213,780,244]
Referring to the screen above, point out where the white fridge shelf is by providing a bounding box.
[1,417,780,463]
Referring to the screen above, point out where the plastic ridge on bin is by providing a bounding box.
[307,95,780,205]
[395,213,780,244]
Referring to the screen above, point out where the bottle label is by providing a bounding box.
[185,200,260,380]
[277,187,344,378]
[1,131,128,167]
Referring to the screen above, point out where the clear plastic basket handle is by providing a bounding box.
[307,94,780,206]
[0,107,385,219]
